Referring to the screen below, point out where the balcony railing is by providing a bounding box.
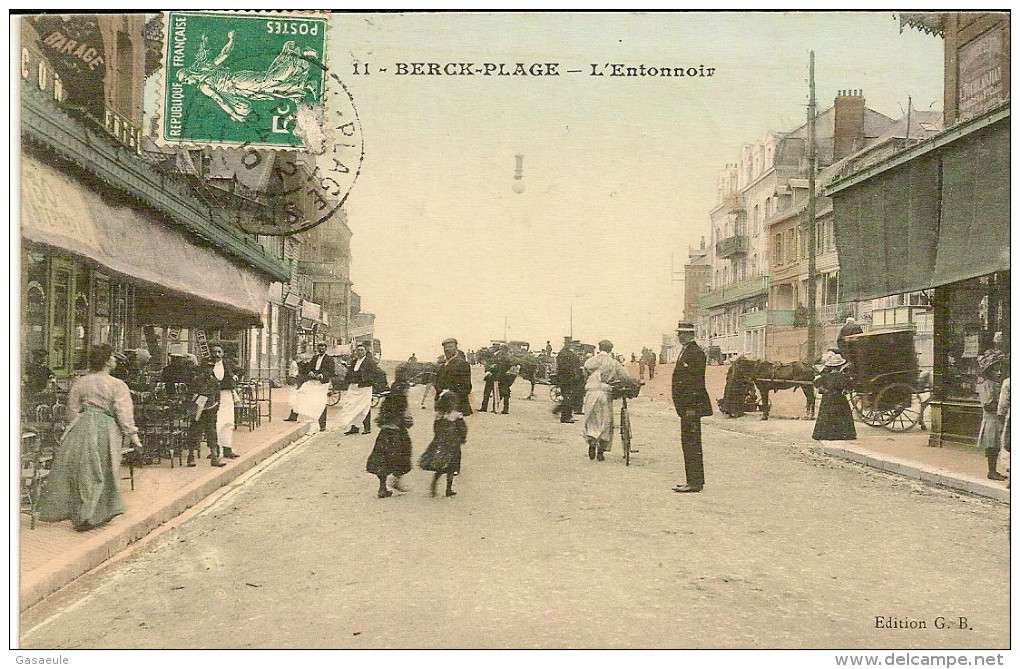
[699,275,770,310]
[102,109,143,155]
[820,303,850,324]
[716,234,751,259]
[744,309,795,328]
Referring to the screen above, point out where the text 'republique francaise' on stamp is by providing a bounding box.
[154,10,363,234]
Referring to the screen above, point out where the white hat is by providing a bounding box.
[823,352,847,368]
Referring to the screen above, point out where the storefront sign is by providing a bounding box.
[962,334,980,359]
[299,300,322,322]
[21,159,102,253]
[27,15,107,117]
[957,28,1003,122]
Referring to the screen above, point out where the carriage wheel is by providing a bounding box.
[851,392,891,427]
[326,389,341,406]
[550,385,563,403]
[877,383,921,432]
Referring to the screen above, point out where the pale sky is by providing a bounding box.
[326,11,944,361]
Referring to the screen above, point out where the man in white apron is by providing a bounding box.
[337,343,377,435]
[210,344,241,459]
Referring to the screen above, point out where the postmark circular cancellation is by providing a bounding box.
[154,10,362,234]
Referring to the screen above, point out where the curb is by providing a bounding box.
[19,423,311,612]
[815,444,1011,503]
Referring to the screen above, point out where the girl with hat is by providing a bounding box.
[811,352,857,441]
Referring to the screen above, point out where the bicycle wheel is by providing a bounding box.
[620,406,632,466]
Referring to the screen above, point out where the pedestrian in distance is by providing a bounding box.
[478,346,508,413]
[366,381,414,498]
[188,361,228,467]
[671,321,713,493]
[419,390,467,497]
[38,343,144,532]
[811,352,857,442]
[643,347,657,380]
[209,344,242,459]
[554,336,584,423]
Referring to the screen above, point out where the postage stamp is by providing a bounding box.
[159,10,327,151]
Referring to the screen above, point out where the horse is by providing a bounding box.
[476,347,545,399]
[731,357,816,420]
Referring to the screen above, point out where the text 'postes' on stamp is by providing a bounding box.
[160,11,327,152]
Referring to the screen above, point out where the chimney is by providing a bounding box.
[833,89,866,160]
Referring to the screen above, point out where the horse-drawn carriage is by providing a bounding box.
[842,329,931,432]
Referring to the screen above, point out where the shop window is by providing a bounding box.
[23,253,48,358]
[92,272,137,353]
[937,272,1010,401]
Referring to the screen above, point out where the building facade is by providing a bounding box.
[829,12,1009,447]
[19,14,363,391]
[699,96,898,361]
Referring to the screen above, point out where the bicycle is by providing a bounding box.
[620,394,635,466]
[610,380,642,466]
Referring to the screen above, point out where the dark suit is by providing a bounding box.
[304,353,338,430]
[308,352,337,383]
[556,346,584,422]
[671,341,713,488]
[346,354,379,431]
[836,322,864,352]
[480,356,509,412]
[435,352,473,416]
[189,365,221,461]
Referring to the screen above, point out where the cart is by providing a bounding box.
[842,329,932,432]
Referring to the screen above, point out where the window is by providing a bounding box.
[774,233,784,266]
[752,205,759,235]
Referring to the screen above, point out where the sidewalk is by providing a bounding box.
[630,360,1010,503]
[18,398,311,612]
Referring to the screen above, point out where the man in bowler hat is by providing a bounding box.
[671,321,713,492]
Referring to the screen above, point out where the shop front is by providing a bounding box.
[828,103,1009,447]
[21,153,272,385]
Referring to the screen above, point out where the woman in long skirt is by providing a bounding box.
[418,390,467,497]
[812,353,857,441]
[38,344,144,531]
[366,382,414,497]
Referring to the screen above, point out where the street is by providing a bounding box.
[20,366,1009,649]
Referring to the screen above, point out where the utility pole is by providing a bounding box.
[570,305,573,340]
[806,51,818,361]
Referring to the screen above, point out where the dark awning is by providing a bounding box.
[22,156,269,327]
[831,153,940,301]
[931,121,1010,286]
[831,113,1009,301]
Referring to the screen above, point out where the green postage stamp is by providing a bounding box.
[160,11,327,151]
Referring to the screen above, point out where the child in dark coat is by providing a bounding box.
[418,390,467,497]
[365,382,413,498]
